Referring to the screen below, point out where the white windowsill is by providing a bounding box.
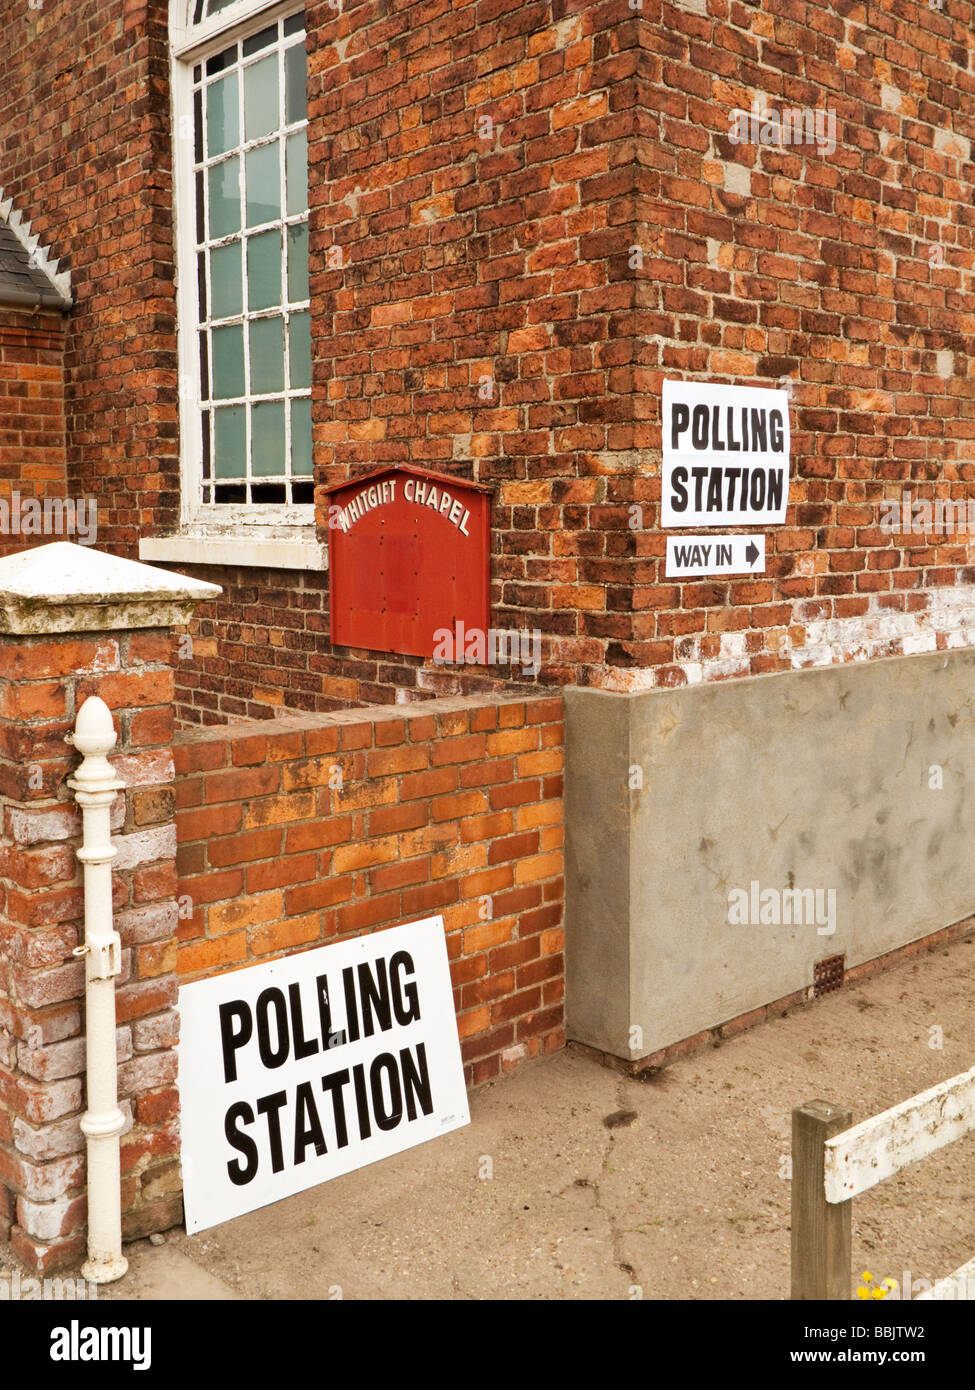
[139,532,327,571]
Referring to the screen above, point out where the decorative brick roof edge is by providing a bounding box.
[0,187,74,311]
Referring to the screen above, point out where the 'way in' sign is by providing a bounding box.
[665,534,766,577]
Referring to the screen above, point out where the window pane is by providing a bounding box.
[246,230,282,310]
[285,43,307,125]
[201,410,211,476]
[209,240,242,319]
[286,130,307,215]
[195,170,205,243]
[207,157,241,237]
[243,25,277,58]
[288,311,311,389]
[249,316,285,394]
[252,483,287,503]
[205,42,236,75]
[199,331,209,399]
[287,222,309,302]
[207,0,238,16]
[206,74,239,157]
[245,143,281,225]
[251,401,286,475]
[213,404,246,477]
[244,54,279,142]
[193,89,203,163]
[291,398,312,476]
[211,323,245,399]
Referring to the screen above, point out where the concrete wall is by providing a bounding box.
[565,648,975,1061]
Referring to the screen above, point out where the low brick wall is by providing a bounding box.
[0,630,182,1270]
[175,693,565,1085]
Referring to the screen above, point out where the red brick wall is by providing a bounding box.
[0,1,973,708]
[0,630,182,1272]
[0,2,179,550]
[309,0,975,691]
[0,310,68,558]
[171,561,533,725]
[175,693,565,1084]
[618,0,975,688]
[308,0,634,691]
[173,566,332,725]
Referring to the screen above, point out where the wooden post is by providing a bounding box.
[791,1099,853,1300]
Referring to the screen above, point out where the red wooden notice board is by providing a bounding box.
[323,465,492,659]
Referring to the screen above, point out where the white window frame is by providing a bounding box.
[143,0,323,570]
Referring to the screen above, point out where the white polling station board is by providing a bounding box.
[661,379,791,527]
[177,916,470,1234]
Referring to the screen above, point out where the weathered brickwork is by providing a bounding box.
[0,631,181,1273]
[0,0,973,703]
[0,3,178,550]
[0,310,68,559]
[172,561,535,725]
[309,0,975,693]
[173,565,332,725]
[175,693,565,1085]
[308,0,638,698]
[616,0,975,690]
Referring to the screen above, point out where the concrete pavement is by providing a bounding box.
[46,930,975,1299]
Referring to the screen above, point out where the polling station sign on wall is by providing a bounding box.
[661,380,791,527]
[177,917,470,1234]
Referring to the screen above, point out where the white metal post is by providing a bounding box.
[68,695,128,1284]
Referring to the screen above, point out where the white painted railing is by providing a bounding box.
[791,1065,975,1300]
[824,1064,975,1202]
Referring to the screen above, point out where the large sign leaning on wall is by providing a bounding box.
[323,464,492,659]
[661,379,791,527]
[178,916,470,1234]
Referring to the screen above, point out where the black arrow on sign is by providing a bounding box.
[745,541,760,566]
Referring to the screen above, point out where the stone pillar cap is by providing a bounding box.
[0,542,222,634]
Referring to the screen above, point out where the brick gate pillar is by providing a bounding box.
[0,542,219,1273]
